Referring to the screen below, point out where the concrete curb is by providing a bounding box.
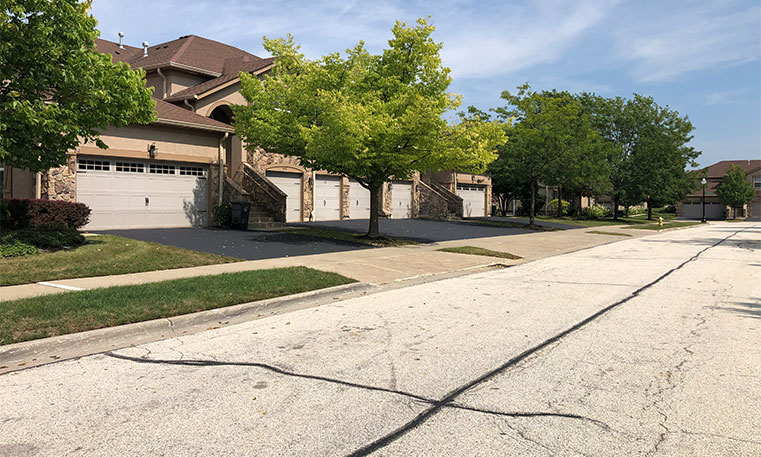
[0,282,375,375]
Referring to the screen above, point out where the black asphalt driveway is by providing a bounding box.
[100,218,543,261]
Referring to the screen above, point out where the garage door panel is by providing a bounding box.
[315,175,342,221]
[349,179,371,219]
[266,171,302,222]
[78,157,208,230]
[391,181,412,219]
[457,185,486,218]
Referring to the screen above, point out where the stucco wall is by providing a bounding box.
[194,82,248,118]
[167,70,207,97]
[86,124,222,163]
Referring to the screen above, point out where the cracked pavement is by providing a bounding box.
[1,223,759,456]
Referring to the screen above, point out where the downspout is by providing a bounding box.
[218,132,229,206]
[183,95,198,112]
[156,68,168,99]
[310,171,316,221]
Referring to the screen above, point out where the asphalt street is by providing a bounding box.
[1,223,759,456]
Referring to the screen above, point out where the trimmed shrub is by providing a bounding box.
[4,226,85,250]
[579,205,610,219]
[0,239,38,258]
[214,203,232,228]
[547,199,571,216]
[2,199,91,230]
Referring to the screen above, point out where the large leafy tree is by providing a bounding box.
[0,0,156,172]
[717,165,754,218]
[580,93,699,219]
[490,84,603,225]
[233,18,506,237]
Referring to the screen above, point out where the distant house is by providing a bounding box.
[2,34,488,230]
[679,160,761,220]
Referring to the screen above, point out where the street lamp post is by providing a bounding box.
[701,177,707,223]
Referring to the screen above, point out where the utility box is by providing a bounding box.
[230,202,251,230]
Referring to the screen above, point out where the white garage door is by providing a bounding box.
[314,175,342,221]
[266,171,302,222]
[457,184,486,217]
[391,181,412,219]
[348,179,370,219]
[681,202,724,220]
[77,157,208,230]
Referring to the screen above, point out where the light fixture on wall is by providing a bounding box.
[148,143,157,159]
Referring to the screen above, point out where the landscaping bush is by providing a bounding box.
[214,203,232,228]
[547,199,571,216]
[579,205,610,219]
[663,205,676,213]
[3,226,85,250]
[2,199,91,230]
[0,239,38,258]
[627,205,646,216]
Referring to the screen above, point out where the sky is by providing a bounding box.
[90,0,761,168]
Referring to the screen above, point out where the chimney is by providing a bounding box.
[142,41,149,57]
[118,32,124,49]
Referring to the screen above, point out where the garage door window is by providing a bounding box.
[149,164,176,175]
[115,162,144,173]
[179,166,206,177]
[78,159,110,171]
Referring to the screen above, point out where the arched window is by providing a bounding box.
[209,105,233,124]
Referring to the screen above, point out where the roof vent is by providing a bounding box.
[142,41,149,57]
[118,32,125,49]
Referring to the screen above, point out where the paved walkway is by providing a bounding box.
[1,225,675,302]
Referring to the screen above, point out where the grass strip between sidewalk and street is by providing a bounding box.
[0,267,355,346]
[627,221,701,230]
[280,227,421,247]
[586,230,632,237]
[437,246,522,260]
[0,234,240,287]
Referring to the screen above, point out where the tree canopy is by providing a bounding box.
[233,18,506,236]
[489,84,604,224]
[717,165,754,216]
[0,0,156,172]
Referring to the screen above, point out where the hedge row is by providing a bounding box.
[1,199,91,230]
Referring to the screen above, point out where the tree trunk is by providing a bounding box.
[647,200,652,220]
[367,183,382,237]
[530,178,536,226]
[556,186,563,218]
[613,197,619,220]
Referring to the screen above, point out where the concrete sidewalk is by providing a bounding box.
[0,225,666,302]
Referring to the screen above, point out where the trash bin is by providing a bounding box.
[230,202,251,230]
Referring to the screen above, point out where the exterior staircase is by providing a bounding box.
[247,204,283,230]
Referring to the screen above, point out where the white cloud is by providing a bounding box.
[612,1,761,82]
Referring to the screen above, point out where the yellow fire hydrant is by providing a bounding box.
[658,216,664,227]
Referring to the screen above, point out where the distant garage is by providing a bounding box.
[314,175,342,221]
[266,171,302,222]
[77,157,208,230]
[681,202,724,220]
[457,184,487,218]
[391,181,413,219]
[348,179,371,219]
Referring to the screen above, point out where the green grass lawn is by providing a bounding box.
[464,219,558,231]
[0,235,240,286]
[280,227,421,247]
[586,230,632,237]
[0,267,355,345]
[627,221,701,230]
[437,246,522,260]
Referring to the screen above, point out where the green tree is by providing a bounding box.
[1,0,156,172]
[717,165,754,218]
[490,84,602,225]
[233,19,505,236]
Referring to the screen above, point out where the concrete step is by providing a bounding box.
[248,221,284,230]
[248,216,275,223]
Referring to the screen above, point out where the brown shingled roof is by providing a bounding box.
[95,38,142,63]
[164,57,275,101]
[126,35,261,75]
[153,99,233,132]
[686,159,760,198]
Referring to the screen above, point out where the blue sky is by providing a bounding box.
[91,0,761,167]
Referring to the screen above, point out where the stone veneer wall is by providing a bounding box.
[341,177,350,218]
[41,153,77,201]
[247,147,313,221]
